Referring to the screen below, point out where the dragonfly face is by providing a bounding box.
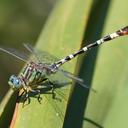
[8,75,22,91]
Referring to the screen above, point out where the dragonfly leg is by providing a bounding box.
[47,79,61,101]
[20,78,34,105]
[46,79,56,99]
[51,85,56,99]
[22,90,31,107]
[30,89,42,103]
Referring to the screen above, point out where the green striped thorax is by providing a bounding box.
[8,62,53,91]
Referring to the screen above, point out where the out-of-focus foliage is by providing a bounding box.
[0,0,57,101]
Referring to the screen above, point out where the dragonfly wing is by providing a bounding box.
[23,43,40,63]
[0,47,28,62]
[23,43,34,54]
[58,69,96,92]
[23,43,59,64]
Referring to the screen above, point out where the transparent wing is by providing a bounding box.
[58,69,96,92]
[0,44,59,64]
[0,47,29,62]
[23,43,59,64]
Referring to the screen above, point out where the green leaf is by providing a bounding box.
[12,0,93,128]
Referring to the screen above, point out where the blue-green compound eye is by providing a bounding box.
[8,75,22,91]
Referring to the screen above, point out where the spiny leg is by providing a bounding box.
[30,89,42,103]
[22,87,42,105]
[47,79,62,102]
[22,90,31,107]
[47,79,56,99]
[21,75,42,104]
[19,79,31,106]
[22,84,35,106]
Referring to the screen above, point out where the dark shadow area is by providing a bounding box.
[63,0,110,128]
[0,91,18,128]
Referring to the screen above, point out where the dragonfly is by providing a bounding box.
[0,26,128,119]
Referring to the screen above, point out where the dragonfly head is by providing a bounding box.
[8,75,22,91]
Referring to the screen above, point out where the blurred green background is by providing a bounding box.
[0,0,57,101]
[0,0,128,127]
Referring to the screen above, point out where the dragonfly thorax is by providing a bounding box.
[8,75,22,91]
[17,62,53,88]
